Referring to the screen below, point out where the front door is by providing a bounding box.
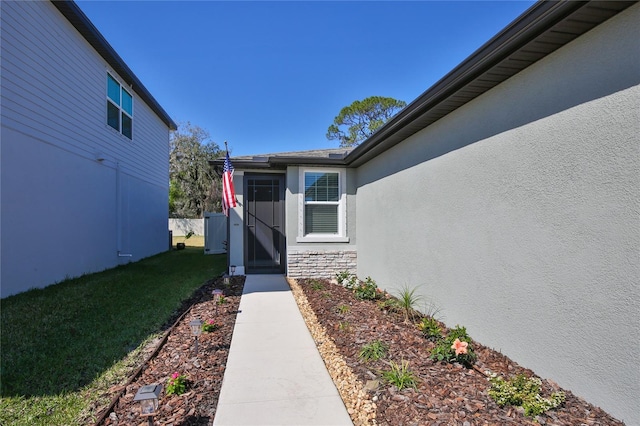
[245,175,285,273]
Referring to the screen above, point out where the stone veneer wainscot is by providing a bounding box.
[287,250,357,278]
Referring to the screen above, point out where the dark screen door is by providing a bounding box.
[245,175,285,273]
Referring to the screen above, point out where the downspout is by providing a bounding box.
[116,161,132,258]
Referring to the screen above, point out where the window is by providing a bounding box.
[107,73,133,139]
[298,169,348,242]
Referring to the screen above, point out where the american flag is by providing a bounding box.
[221,151,237,216]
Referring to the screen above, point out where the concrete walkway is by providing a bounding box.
[213,275,353,426]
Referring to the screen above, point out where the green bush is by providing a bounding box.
[335,304,350,314]
[380,360,418,390]
[377,297,401,313]
[166,372,187,396]
[335,270,358,290]
[354,276,378,300]
[359,340,389,362]
[489,374,565,417]
[418,317,442,341]
[310,280,325,291]
[429,325,476,367]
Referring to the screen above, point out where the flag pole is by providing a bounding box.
[221,140,235,275]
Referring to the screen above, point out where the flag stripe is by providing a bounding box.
[222,152,236,216]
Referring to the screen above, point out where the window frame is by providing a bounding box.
[106,72,133,140]
[296,168,349,243]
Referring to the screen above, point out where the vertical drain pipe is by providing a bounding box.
[115,161,132,259]
[116,161,122,257]
[116,161,122,256]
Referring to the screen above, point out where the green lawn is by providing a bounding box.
[172,234,205,247]
[0,248,226,425]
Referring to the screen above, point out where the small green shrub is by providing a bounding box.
[336,304,351,314]
[377,297,401,313]
[166,372,187,395]
[418,317,442,341]
[336,270,358,290]
[380,360,418,390]
[354,276,378,300]
[338,321,352,332]
[429,325,476,367]
[201,319,218,332]
[448,325,471,342]
[310,280,325,291]
[335,270,351,282]
[489,374,566,417]
[358,340,389,362]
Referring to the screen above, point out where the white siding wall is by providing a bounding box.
[1,1,170,297]
[356,5,639,424]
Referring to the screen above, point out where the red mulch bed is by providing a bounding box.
[298,278,625,426]
[99,276,244,426]
[97,275,624,426]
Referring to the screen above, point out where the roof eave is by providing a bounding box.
[51,0,177,130]
[345,0,634,168]
[210,155,348,172]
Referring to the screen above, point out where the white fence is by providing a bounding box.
[169,215,227,255]
[169,218,205,236]
[204,213,226,254]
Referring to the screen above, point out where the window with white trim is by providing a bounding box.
[107,73,133,139]
[298,169,348,242]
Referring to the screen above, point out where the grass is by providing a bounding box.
[172,235,205,247]
[358,340,389,363]
[0,247,226,426]
[338,321,352,332]
[310,280,325,291]
[381,360,418,390]
[335,304,351,315]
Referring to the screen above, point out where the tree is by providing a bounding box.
[326,96,407,147]
[169,123,223,218]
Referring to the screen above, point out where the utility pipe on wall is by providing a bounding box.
[115,161,132,259]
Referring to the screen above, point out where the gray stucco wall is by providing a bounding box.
[355,4,639,424]
[285,166,357,278]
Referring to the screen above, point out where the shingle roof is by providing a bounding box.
[219,148,354,170]
[212,1,633,171]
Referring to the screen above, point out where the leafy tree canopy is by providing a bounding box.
[326,96,407,147]
[169,122,223,218]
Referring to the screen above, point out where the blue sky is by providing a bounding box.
[76,1,535,157]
